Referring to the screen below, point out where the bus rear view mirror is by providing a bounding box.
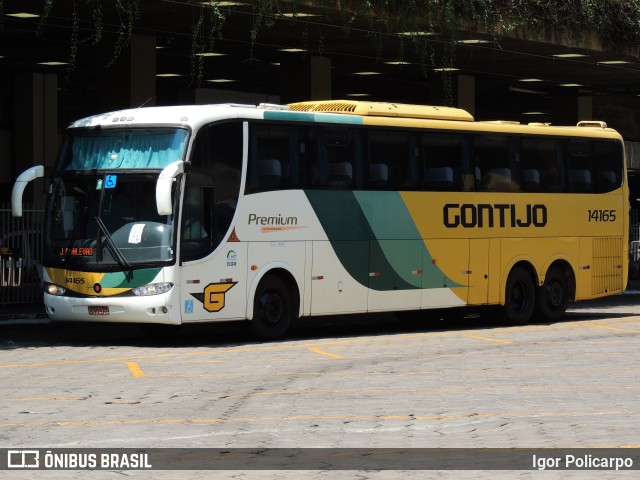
[156,160,185,216]
[11,165,45,217]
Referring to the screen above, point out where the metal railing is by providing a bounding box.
[0,202,44,305]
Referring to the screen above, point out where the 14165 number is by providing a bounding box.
[588,209,616,222]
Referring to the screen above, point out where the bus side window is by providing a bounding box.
[567,139,592,193]
[325,128,359,189]
[520,137,561,192]
[473,135,514,192]
[423,133,465,191]
[593,141,622,193]
[181,173,215,262]
[248,124,299,191]
[367,130,412,189]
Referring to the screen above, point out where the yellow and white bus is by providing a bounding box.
[12,100,628,338]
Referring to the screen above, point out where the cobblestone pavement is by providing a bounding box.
[1,294,640,479]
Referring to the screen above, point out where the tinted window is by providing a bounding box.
[474,135,515,192]
[367,130,415,189]
[519,137,563,192]
[423,133,467,191]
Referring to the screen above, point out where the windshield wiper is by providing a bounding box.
[94,216,132,272]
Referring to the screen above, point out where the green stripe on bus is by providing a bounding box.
[264,111,364,124]
[99,267,162,288]
[304,190,460,291]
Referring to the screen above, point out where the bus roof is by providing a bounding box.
[66,101,621,140]
[289,100,475,122]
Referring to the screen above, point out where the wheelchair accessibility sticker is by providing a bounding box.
[105,175,118,189]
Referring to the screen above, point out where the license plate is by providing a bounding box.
[88,306,109,316]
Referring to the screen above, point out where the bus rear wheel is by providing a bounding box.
[501,266,535,325]
[251,274,295,340]
[535,266,569,321]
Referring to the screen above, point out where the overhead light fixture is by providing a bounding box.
[560,83,582,87]
[279,48,306,53]
[353,71,381,75]
[398,31,437,37]
[203,1,248,6]
[457,39,491,44]
[195,52,227,57]
[384,61,411,65]
[519,78,544,82]
[6,12,40,19]
[433,67,459,72]
[345,93,371,97]
[156,73,182,77]
[522,111,547,115]
[38,61,68,66]
[207,78,235,83]
[552,53,587,59]
[281,12,320,18]
[598,60,631,65]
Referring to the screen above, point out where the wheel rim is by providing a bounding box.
[511,280,529,314]
[260,291,284,325]
[546,280,564,308]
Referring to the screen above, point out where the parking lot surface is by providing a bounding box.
[1,294,640,479]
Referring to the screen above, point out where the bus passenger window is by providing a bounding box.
[423,133,465,191]
[323,128,359,189]
[473,135,514,192]
[248,125,299,191]
[368,130,412,189]
[567,140,592,192]
[593,141,622,193]
[520,138,561,192]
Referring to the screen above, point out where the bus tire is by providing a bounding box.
[251,274,294,340]
[501,266,535,325]
[535,266,569,320]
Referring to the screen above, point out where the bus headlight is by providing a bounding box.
[132,282,173,296]
[45,283,66,296]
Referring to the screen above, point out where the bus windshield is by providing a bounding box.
[45,173,175,269]
[57,127,188,171]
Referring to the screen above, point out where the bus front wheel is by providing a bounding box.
[501,267,535,325]
[535,266,569,320]
[251,275,294,340]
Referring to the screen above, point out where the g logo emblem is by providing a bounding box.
[203,282,236,312]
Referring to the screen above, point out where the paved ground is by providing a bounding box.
[1,294,640,479]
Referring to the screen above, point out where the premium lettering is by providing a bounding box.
[248,213,298,226]
[443,203,547,228]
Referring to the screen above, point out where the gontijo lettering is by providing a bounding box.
[444,203,547,228]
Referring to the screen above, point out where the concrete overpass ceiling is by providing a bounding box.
[3,0,640,123]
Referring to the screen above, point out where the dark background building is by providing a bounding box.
[2,1,640,199]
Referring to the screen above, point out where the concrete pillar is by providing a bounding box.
[280,56,331,104]
[457,74,475,117]
[12,73,58,203]
[99,34,156,111]
[429,73,475,115]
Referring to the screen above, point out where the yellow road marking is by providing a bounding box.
[126,362,145,378]
[463,334,513,344]
[307,347,343,359]
[583,324,640,334]
[1,318,637,372]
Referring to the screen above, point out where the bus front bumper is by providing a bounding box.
[44,291,181,324]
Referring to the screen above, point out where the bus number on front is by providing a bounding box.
[588,209,616,222]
